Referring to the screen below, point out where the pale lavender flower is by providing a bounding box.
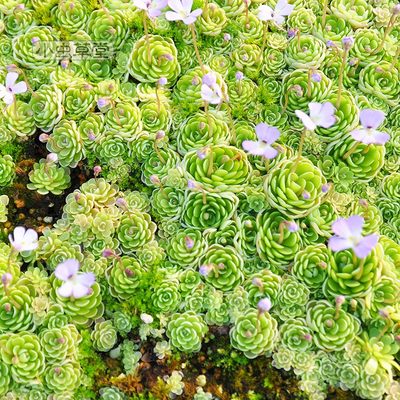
[328,215,379,258]
[46,153,58,163]
[55,259,95,299]
[141,313,154,324]
[295,102,336,131]
[257,0,294,24]
[185,236,194,249]
[158,77,168,86]
[257,297,272,312]
[350,109,390,145]
[223,33,231,41]
[342,36,354,50]
[201,72,224,104]
[133,0,168,18]
[9,226,38,252]
[97,98,109,108]
[242,123,280,159]
[93,165,102,177]
[1,273,12,286]
[199,264,212,276]
[165,0,202,25]
[0,72,27,105]
[235,71,244,81]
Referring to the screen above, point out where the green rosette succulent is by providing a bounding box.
[91,320,117,352]
[152,279,181,313]
[141,148,180,186]
[177,110,230,155]
[313,14,352,44]
[256,210,301,267]
[4,9,35,36]
[173,66,227,110]
[285,35,326,69]
[277,276,310,311]
[205,302,230,326]
[261,48,286,77]
[51,280,104,326]
[280,318,314,352]
[324,244,383,298]
[264,157,327,219]
[357,367,390,400]
[113,311,132,335]
[87,9,128,50]
[328,136,385,182]
[230,309,278,359]
[0,154,15,187]
[243,270,281,308]
[281,69,332,113]
[0,284,34,332]
[117,212,156,253]
[358,61,400,106]
[52,0,90,33]
[151,187,185,221]
[39,326,75,362]
[81,58,113,83]
[166,228,207,267]
[1,332,45,384]
[47,119,84,168]
[95,136,129,163]
[99,387,126,400]
[44,361,81,394]
[350,29,385,67]
[129,35,180,84]
[106,257,144,300]
[233,13,263,44]
[205,219,238,247]
[27,159,71,195]
[381,172,400,200]
[306,300,360,351]
[198,3,227,36]
[63,83,96,120]
[167,311,208,353]
[231,43,261,73]
[306,201,337,237]
[182,191,239,230]
[348,202,382,235]
[29,84,63,132]
[0,195,9,223]
[105,100,142,139]
[139,99,170,134]
[78,112,105,150]
[80,178,119,207]
[330,0,373,28]
[214,0,244,17]
[200,244,244,292]
[3,100,36,138]
[178,268,201,295]
[292,244,331,292]
[287,8,316,34]
[315,90,359,140]
[13,26,58,68]
[184,145,250,192]
[0,360,10,395]
[235,213,257,258]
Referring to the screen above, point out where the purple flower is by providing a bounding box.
[311,73,321,82]
[286,221,299,232]
[328,215,379,259]
[9,226,38,252]
[295,102,336,131]
[1,273,12,286]
[257,297,272,312]
[242,123,280,159]
[199,264,212,276]
[0,72,28,106]
[185,236,194,249]
[257,0,294,24]
[97,98,110,108]
[201,72,224,104]
[235,71,244,81]
[165,0,202,25]
[350,109,390,145]
[133,0,168,18]
[342,36,354,50]
[55,259,95,298]
[223,33,231,41]
[158,77,168,86]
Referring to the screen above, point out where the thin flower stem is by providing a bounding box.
[374,14,397,54]
[154,142,166,163]
[225,103,236,144]
[190,24,205,73]
[307,69,312,98]
[321,0,328,28]
[389,46,400,70]
[204,101,213,140]
[343,141,359,159]
[207,146,214,177]
[143,12,151,64]
[156,86,161,113]
[258,22,268,65]
[336,48,348,109]
[296,128,307,163]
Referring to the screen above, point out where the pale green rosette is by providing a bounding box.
[3,100,35,138]
[198,3,227,36]
[350,29,385,67]
[27,159,71,195]
[47,119,85,168]
[4,9,35,36]
[182,191,239,230]
[214,0,245,17]
[167,311,208,353]
[264,157,327,219]
[152,279,181,313]
[13,26,58,68]
[177,110,230,155]
[0,155,15,187]
[63,83,96,120]
[285,35,326,69]
[227,77,258,115]
[381,172,400,201]
[348,202,382,235]
[256,210,301,267]
[151,187,185,221]
[87,9,129,50]
[200,244,244,292]
[306,300,360,351]
[234,13,263,44]
[79,112,105,150]
[52,0,90,33]
[129,35,181,84]
[166,228,207,268]
[230,309,278,359]
[142,148,180,186]
[29,84,64,132]
[139,99,170,134]
[44,361,81,394]
[313,14,352,44]
[91,320,117,352]
[279,318,314,352]
[330,0,373,28]
[324,244,383,298]
[183,145,251,192]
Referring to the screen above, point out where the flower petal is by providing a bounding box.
[181,0,193,13]
[331,217,352,238]
[318,102,336,128]
[55,259,80,281]
[295,110,316,130]
[78,272,96,287]
[328,236,352,252]
[262,145,278,159]
[6,72,18,88]
[359,109,385,130]
[165,10,182,20]
[242,140,265,156]
[57,282,74,298]
[257,5,273,21]
[256,124,280,144]
[353,234,379,259]
[372,130,390,145]
[346,215,364,236]
[275,0,294,16]
[72,283,91,298]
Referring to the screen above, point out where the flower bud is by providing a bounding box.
[257,297,272,313]
[342,36,354,50]
[1,273,12,286]
[302,191,311,200]
[158,77,168,86]
[199,264,212,276]
[184,236,194,249]
[60,59,69,69]
[156,130,165,140]
[97,98,110,108]
[31,37,40,45]
[102,249,115,258]
[141,313,154,324]
[39,133,49,143]
[93,165,102,177]
[235,71,244,81]
[150,174,161,185]
[335,295,345,306]
[223,33,231,41]
[46,153,58,163]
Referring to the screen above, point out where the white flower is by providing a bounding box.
[165,0,202,25]
[55,259,95,298]
[200,72,224,104]
[0,72,28,105]
[140,313,154,324]
[257,0,294,24]
[350,109,390,145]
[295,102,336,131]
[133,0,168,18]
[9,226,38,252]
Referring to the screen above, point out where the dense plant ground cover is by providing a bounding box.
[0,0,399,399]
